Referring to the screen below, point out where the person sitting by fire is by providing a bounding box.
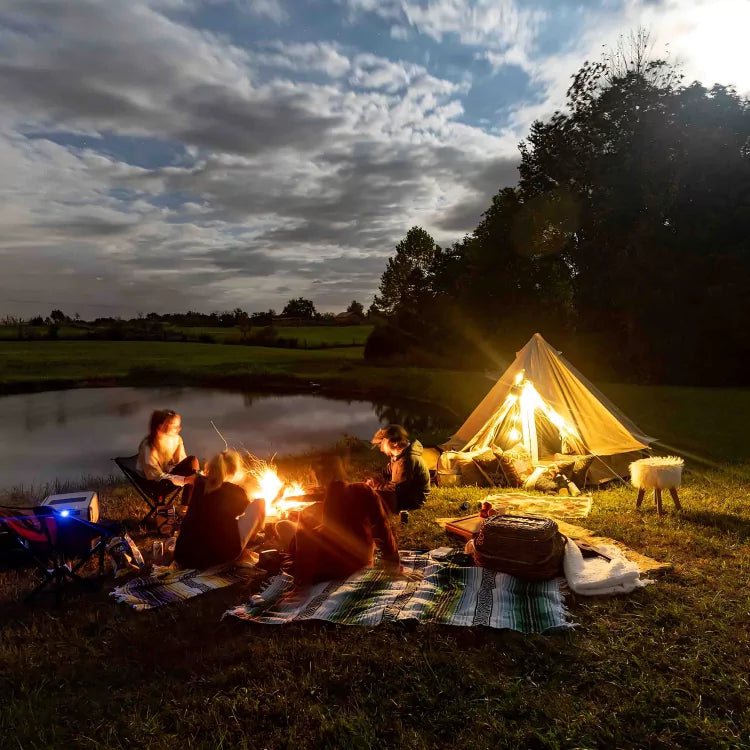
[174,450,265,569]
[367,424,430,513]
[137,409,200,505]
[275,454,418,587]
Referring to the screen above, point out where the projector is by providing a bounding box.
[41,491,100,524]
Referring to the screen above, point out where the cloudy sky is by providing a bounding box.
[0,0,747,318]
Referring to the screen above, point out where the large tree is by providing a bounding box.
[281,297,317,319]
[517,34,750,383]
[374,226,442,316]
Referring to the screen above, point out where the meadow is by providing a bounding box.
[1,340,749,748]
[0,323,374,347]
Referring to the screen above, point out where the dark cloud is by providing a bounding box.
[0,0,522,316]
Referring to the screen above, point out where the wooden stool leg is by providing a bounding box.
[636,488,645,508]
[655,488,663,516]
[669,487,682,510]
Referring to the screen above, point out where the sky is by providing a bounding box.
[0,0,748,318]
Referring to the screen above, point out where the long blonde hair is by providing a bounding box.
[204,450,242,494]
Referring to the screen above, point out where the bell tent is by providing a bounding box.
[443,333,655,483]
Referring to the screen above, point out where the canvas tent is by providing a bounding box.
[442,333,655,483]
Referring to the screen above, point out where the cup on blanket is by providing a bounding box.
[259,549,282,575]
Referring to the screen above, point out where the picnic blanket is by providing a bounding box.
[483,491,593,519]
[225,550,572,633]
[111,563,253,610]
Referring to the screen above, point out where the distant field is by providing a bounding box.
[0,340,364,389]
[174,324,374,346]
[0,325,88,340]
[597,382,750,465]
[0,324,373,346]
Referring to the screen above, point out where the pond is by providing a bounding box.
[0,387,455,491]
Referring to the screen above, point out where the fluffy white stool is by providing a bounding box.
[630,456,684,516]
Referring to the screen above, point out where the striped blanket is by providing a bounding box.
[225,551,571,633]
[111,563,252,610]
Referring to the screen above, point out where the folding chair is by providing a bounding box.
[113,455,183,534]
[0,505,116,604]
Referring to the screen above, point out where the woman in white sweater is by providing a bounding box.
[137,409,199,504]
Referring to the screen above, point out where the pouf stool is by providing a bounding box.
[630,456,684,516]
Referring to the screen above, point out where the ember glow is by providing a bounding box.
[244,458,307,516]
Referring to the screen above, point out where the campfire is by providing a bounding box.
[242,454,315,518]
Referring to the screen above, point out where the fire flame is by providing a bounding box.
[245,458,307,516]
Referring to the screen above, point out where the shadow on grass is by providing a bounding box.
[681,509,750,541]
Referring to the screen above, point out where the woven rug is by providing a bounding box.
[484,491,593,519]
[111,563,253,610]
[225,551,571,633]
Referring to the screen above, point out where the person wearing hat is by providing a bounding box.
[368,424,430,513]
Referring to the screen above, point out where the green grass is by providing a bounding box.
[1,449,749,748]
[2,348,750,746]
[0,324,89,340]
[0,324,374,346]
[597,382,750,464]
[175,324,374,346]
[0,340,364,389]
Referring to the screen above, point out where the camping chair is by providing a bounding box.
[0,505,115,604]
[113,455,183,533]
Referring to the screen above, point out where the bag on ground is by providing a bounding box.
[473,514,565,581]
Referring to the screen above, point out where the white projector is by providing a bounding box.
[41,491,100,523]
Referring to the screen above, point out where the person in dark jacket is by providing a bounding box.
[279,455,409,587]
[174,450,264,569]
[368,424,430,512]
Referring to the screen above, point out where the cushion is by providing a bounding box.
[472,450,508,487]
[554,453,594,487]
[534,468,561,494]
[511,457,533,482]
[497,453,523,488]
[457,455,489,487]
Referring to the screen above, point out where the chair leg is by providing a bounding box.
[669,487,682,510]
[655,488,663,516]
[636,488,645,509]
[25,568,55,603]
[141,504,158,524]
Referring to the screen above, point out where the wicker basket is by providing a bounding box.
[473,514,566,581]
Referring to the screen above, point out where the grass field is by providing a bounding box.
[0,324,374,346]
[1,344,750,746]
[174,324,374,346]
[1,445,749,748]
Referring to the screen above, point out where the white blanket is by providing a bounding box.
[562,536,653,596]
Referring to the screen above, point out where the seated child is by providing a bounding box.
[136,409,199,505]
[367,424,430,513]
[174,450,265,569]
[277,455,408,587]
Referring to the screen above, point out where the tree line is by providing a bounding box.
[3,299,369,332]
[367,33,750,386]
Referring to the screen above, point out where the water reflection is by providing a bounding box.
[0,387,454,490]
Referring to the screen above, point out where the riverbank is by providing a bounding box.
[0,339,483,416]
[3,340,750,462]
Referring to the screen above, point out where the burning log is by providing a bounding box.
[240,452,317,518]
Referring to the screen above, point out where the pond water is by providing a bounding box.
[0,387,454,491]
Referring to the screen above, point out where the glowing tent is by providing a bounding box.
[443,333,655,483]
